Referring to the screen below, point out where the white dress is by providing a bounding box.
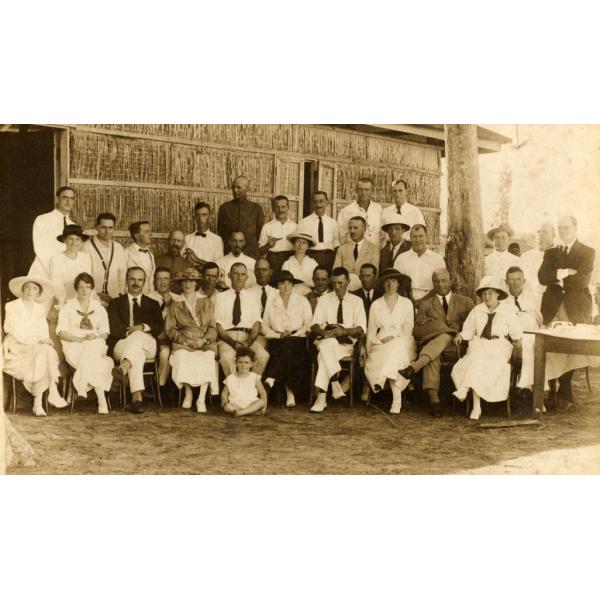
[452,302,523,402]
[56,298,114,396]
[224,372,260,409]
[2,299,61,399]
[364,295,416,391]
[49,252,93,306]
[281,254,319,296]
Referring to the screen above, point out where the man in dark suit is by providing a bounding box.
[538,216,596,409]
[399,268,474,417]
[306,265,331,313]
[351,263,378,319]
[379,215,411,272]
[108,266,163,413]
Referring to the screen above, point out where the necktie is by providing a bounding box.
[442,295,449,315]
[353,243,359,261]
[63,216,67,230]
[561,245,568,256]
[76,310,95,330]
[195,231,207,237]
[132,297,141,325]
[232,292,241,326]
[396,206,402,215]
[513,295,522,311]
[261,286,267,316]
[160,300,166,311]
[481,312,495,340]
[336,298,344,324]
[318,216,324,243]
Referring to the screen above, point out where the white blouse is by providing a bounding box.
[262,292,313,338]
[281,254,319,289]
[56,298,110,337]
[49,252,93,306]
[460,301,523,342]
[367,295,414,351]
[3,299,50,344]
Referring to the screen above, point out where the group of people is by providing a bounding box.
[2,176,597,420]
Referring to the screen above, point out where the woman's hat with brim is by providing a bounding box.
[475,276,509,300]
[173,267,203,282]
[9,275,55,303]
[375,268,412,292]
[487,224,514,241]
[286,231,316,247]
[270,269,303,287]
[381,215,411,233]
[57,224,89,243]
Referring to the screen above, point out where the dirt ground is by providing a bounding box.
[6,368,600,475]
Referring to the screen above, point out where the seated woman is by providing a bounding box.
[262,270,313,407]
[165,268,217,413]
[222,347,268,417]
[57,272,114,414]
[364,268,416,414]
[452,276,523,420]
[281,231,319,295]
[3,275,68,416]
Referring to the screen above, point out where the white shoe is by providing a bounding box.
[182,393,193,409]
[98,404,109,415]
[33,404,47,417]
[469,406,482,420]
[390,399,402,414]
[331,381,346,400]
[264,377,276,389]
[310,394,327,413]
[340,376,350,394]
[196,398,207,413]
[285,389,296,407]
[48,388,68,408]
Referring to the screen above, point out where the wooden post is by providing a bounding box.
[445,125,484,300]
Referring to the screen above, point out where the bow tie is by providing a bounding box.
[139,248,149,254]
[195,231,207,237]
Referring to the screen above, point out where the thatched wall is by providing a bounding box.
[69,125,441,254]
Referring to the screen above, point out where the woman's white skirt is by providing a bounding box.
[170,349,215,388]
[365,336,416,391]
[452,337,513,402]
[63,338,114,396]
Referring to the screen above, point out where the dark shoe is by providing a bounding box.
[431,403,442,418]
[399,366,416,380]
[131,401,144,414]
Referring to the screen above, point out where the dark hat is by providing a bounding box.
[375,268,412,292]
[173,267,203,282]
[270,269,303,286]
[57,224,88,242]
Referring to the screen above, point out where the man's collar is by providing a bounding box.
[436,291,452,301]
[127,292,142,301]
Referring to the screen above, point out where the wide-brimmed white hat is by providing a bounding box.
[475,276,508,300]
[9,275,55,303]
[487,224,514,241]
[286,230,316,247]
[381,214,411,233]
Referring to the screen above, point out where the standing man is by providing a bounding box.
[379,215,412,272]
[126,221,155,294]
[214,263,270,376]
[309,267,367,413]
[258,195,297,273]
[217,231,257,289]
[29,186,76,278]
[217,176,265,259]
[381,179,425,242]
[83,212,127,306]
[247,259,277,318]
[184,202,224,267]
[484,224,521,279]
[155,229,194,293]
[108,267,163,414]
[521,222,555,294]
[399,269,474,417]
[351,263,378,319]
[538,216,596,410]
[337,177,383,246]
[394,224,446,304]
[300,191,340,272]
[333,216,380,292]
[306,266,331,313]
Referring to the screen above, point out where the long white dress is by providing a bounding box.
[364,295,416,391]
[452,302,523,402]
[56,298,114,396]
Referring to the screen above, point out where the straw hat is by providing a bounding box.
[173,267,203,282]
[374,268,412,292]
[475,276,509,300]
[57,223,89,242]
[286,230,316,247]
[270,269,303,287]
[381,214,411,233]
[8,275,55,303]
[486,224,514,241]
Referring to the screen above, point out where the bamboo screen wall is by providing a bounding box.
[68,125,441,255]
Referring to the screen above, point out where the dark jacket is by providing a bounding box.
[379,240,411,273]
[538,241,595,325]
[351,288,377,319]
[217,198,265,259]
[107,294,163,354]
[413,292,474,343]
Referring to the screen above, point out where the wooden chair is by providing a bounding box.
[3,372,49,414]
[119,358,163,410]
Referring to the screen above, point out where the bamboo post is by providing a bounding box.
[445,125,484,300]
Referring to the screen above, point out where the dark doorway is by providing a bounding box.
[302,161,317,218]
[0,127,55,310]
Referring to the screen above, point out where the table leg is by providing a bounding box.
[532,333,546,419]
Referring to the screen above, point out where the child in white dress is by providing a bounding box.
[222,347,268,416]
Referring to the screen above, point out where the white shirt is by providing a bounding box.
[435,292,452,307]
[299,213,340,251]
[83,237,127,298]
[215,288,262,331]
[49,252,94,306]
[366,295,415,351]
[217,252,256,289]
[147,290,182,319]
[460,301,522,342]
[483,249,522,280]
[126,293,151,330]
[56,297,110,337]
[311,291,367,332]
[126,243,155,294]
[394,248,446,300]
[3,299,49,344]
[501,288,542,330]
[28,209,74,279]
[337,201,383,246]
[258,218,297,252]
[281,254,319,291]
[184,229,224,263]
[246,283,277,316]
[520,248,547,294]
[382,202,426,241]
[262,292,313,338]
